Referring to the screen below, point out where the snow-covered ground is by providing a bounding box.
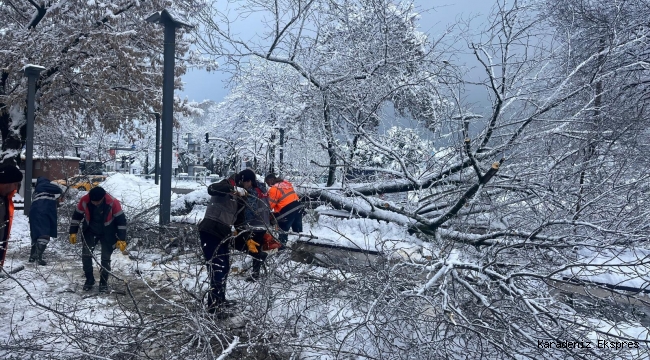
[1,174,649,358]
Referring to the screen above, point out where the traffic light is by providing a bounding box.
[121,156,127,168]
[205,132,209,143]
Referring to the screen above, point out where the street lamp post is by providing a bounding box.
[278,127,285,177]
[146,9,193,225]
[23,64,45,214]
[151,112,160,185]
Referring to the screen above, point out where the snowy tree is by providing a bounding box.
[195,0,451,185]
[189,0,650,357]
[1,1,649,359]
[0,0,203,165]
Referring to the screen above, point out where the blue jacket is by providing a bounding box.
[29,177,62,239]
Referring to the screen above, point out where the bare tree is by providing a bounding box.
[195,0,451,186]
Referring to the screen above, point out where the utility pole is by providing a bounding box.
[278,127,285,177]
[146,9,193,225]
[22,64,45,214]
[268,132,276,174]
[152,112,160,184]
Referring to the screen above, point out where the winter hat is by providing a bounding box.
[0,166,23,184]
[238,169,258,187]
[89,186,106,201]
[238,169,256,182]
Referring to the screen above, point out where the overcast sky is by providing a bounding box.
[178,0,495,104]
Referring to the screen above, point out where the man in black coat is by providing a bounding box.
[198,174,246,316]
[28,177,63,265]
[69,187,127,292]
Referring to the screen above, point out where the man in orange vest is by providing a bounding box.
[264,174,303,245]
[0,165,23,269]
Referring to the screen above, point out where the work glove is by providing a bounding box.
[233,186,247,196]
[116,240,127,252]
[246,239,260,254]
[69,234,77,244]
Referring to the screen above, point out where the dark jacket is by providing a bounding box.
[69,193,127,243]
[199,177,245,236]
[29,177,62,239]
[241,184,270,231]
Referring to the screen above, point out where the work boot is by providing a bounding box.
[98,280,109,293]
[83,272,95,291]
[208,300,236,312]
[208,306,233,319]
[207,284,234,310]
[28,244,37,262]
[218,299,237,308]
[36,243,47,266]
[219,283,237,308]
[207,299,236,320]
[246,254,267,282]
[83,278,95,291]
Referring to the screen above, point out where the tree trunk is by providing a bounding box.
[0,108,25,167]
[323,92,337,187]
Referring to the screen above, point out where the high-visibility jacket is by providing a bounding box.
[268,180,299,213]
[0,190,16,268]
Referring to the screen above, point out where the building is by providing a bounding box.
[15,156,80,208]
[19,156,81,182]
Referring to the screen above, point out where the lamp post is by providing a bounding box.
[278,127,285,177]
[151,112,160,185]
[23,64,45,214]
[268,132,276,174]
[146,9,193,225]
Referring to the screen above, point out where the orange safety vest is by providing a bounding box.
[0,190,16,268]
[268,180,299,213]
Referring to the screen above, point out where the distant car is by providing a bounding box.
[54,175,107,192]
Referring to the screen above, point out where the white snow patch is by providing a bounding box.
[563,248,650,289]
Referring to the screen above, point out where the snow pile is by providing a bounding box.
[171,205,207,224]
[308,214,430,261]
[101,173,166,213]
[171,179,208,190]
[170,188,210,213]
[99,173,180,221]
